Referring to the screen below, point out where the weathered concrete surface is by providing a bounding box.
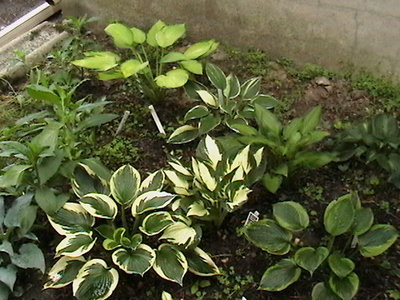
[61,0,400,81]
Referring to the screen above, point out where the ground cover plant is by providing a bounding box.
[0,15,399,300]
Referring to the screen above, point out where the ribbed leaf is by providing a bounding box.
[44,256,86,289]
[140,212,174,236]
[112,245,155,275]
[110,165,141,205]
[273,201,309,232]
[79,193,118,219]
[259,259,301,291]
[48,203,94,235]
[185,247,220,276]
[153,244,188,285]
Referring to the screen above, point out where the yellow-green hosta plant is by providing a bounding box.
[72,20,218,102]
[242,193,398,300]
[165,135,265,227]
[45,163,219,300]
[168,63,280,144]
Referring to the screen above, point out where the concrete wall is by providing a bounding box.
[62,0,400,81]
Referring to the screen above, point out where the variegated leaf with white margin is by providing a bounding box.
[132,191,176,216]
[254,147,264,167]
[159,222,197,247]
[56,233,96,257]
[112,244,155,275]
[185,247,220,276]
[110,165,140,206]
[203,135,222,170]
[187,201,209,217]
[228,145,251,174]
[79,193,118,219]
[227,186,251,211]
[231,166,245,182]
[191,158,201,182]
[73,259,119,300]
[168,160,192,177]
[197,161,217,191]
[140,211,174,236]
[44,256,86,289]
[153,244,188,285]
[196,90,217,107]
[48,203,95,236]
[139,170,165,195]
[164,170,189,189]
[72,163,109,198]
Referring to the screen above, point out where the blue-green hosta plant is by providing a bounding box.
[168,63,280,144]
[0,194,45,299]
[165,135,265,227]
[72,21,218,102]
[45,163,220,300]
[226,104,336,193]
[336,113,400,188]
[243,192,398,299]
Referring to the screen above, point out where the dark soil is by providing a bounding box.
[0,0,44,29]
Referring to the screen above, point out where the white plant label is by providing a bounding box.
[244,210,259,225]
[114,110,130,136]
[149,105,166,135]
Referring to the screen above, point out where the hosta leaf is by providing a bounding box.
[206,63,226,90]
[0,265,17,291]
[112,244,155,275]
[35,187,68,216]
[98,71,124,80]
[253,94,280,109]
[11,243,45,273]
[120,60,149,78]
[130,27,146,44]
[203,135,222,169]
[160,222,197,247]
[255,103,282,138]
[161,291,173,300]
[105,23,134,48]
[180,60,203,75]
[26,84,60,105]
[329,273,359,300]
[110,165,141,205]
[350,208,374,236]
[153,244,188,285]
[155,69,189,88]
[259,259,301,291]
[44,256,86,289]
[168,160,191,177]
[227,186,251,211]
[328,254,355,278]
[0,164,30,188]
[48,203,94,235]
[225,74,241,98]
[160,52,188,63]
[358,224,398,257]
[72,52,120,71]
[294,247,329,275]
[197,161,217,191]
[140,212,174,236]
[241,77,261,100]
[301,106,322,134]
[312,282,341,300]
[186,247,220,276]
[164,170,190,190]
[102,239,120,251]
[132,191,176,215]
[196,90,217,107]
[168,125,199,144]
[324,194,355,236]
[146,20,166,47]
[155,24,186,48]
[187,201,209,217]
[184,40,217,59]
[79,193,118,219]
[96,225,115,240]
[262,173,283,194]
[198,114,221,135]
[56,233,96,257]
[73,259,119,300]
[37,151,63,185]
[184,105,209,122]
[140,170,165,194]
[244,219,292,255]
[273,201,309,232]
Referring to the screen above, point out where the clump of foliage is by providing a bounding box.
[168,63,279,144]
[243,192,398,299]
[45,163,219,300]
[72,20,218,102]
[165,135,265,227]
[336,113,400,188]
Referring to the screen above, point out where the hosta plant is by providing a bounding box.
[225,104,336,193]
[336,113,400,188]
[72,20,218,102]
[168,63,279,144]
[45,163,219,300]
[165,135,265,227]
[243,192,398,299]
[0,194,45,299]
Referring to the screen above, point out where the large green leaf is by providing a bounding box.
[26,84,60,105]
[255,103,282,138]
[35,187,68,216]
[153,244,188,285]
[185,247,220,276]
[168,125,199,144]
[184,105,209,122]
[262,173,283,194]
[56,233,96,257]
[79,193,118,219]
[160,52,187,63]
[105,23,134,48]
[358,224,398,257]
[329,273,359,300]
[205,63,226,90]
[0,265,17,291]
[240,77,261,100]
[11,243,45,273]
[139,170,165,194]
[184,40,218,59]
[312,282,341,300]
[37,151,63,184]
[44,256,86,289]
[112,244,155,275]
[324,194,355,236]
[130,26,146,44]
[350,208,374,236]
[72,52,120,71]
[73,259,119,300]
[259,259,301,291]
[301,106,322,133]
[120,60,149,78]
[146,20,166,47]
[199,114,221,135]
[0,164,30,188]
[243,219,292,255]
[294,247,329,275]
[180,60,203,75]
[328,254,355,278]
[159,222,197,247]
[140,212,174,236]
[155,24,185,48]
[273,201,309,232]
[132,191,176,215]
[78,113,118,130]
[155,69,189,88]
[4,194,34,230]
[110,165,141,206]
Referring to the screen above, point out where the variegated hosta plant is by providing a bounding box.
[168,63,280,144]
[243,192,398,300]
[165,135,265,227]
[45,163,220,300]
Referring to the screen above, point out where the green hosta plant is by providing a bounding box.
[0,194,45,299]
[243,192,398,299]
[165,135,265,227]
[45,163,219,300]
[225,104,335,193]
[168,63,279,144]
[72,21,218,102]
[336,113,400,188]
